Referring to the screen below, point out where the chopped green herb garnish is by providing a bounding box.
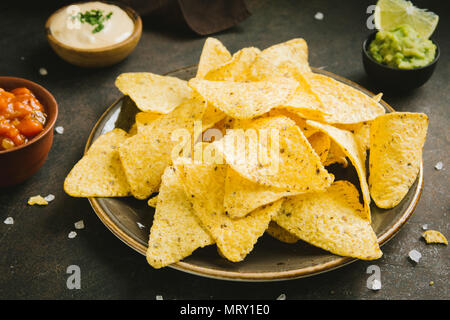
[76,9,113,34]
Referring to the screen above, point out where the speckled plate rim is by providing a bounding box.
[87,66,423,282]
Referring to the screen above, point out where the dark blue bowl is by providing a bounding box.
[362,31,440,90]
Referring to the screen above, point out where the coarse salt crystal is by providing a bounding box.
[39,68,48,76]
[55,126,64,134]
[156,295,163,300]
[44,194,55,202]
[137,222,145,229]
[74,220,85,230]
[276,293,286,300]
[314,12,324,20]
[434,161,443,170]
[4,217,14,225]
[408,249,422,263]
[68,231,77,239]
[422,224,428,230]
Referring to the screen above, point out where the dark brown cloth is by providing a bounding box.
[122,0,251,35]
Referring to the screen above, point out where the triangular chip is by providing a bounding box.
[118,95,206,199]
[196,37,232,79]
[115,72,192,113]
[307,120,371,221]
[135,112,161,133]
[336,121,372,160]
[307,131,331,164]
[216,116,334,192]
[204,47,260,81]
[274,181,382,260]
[260,38,311,74]
[224,167,297,218]
[266,221,299,244]
[64,129,130,197]
[177,161,282,262]
[369,112,428,208]
[188,78,298,119]
[146,166,213,268]
[324,140,348,167]
[422,230,448,245]
[303,73,385,124]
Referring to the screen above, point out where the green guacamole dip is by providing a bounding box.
[369,24,436,69]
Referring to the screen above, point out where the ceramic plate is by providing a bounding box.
[87,66,423,281]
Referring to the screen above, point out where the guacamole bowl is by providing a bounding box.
[362,32,440,90]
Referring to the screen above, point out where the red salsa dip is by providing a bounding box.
[0,87,47,151]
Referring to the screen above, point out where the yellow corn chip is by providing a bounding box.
[177,161,282,262]
[260,38,311,74]
[147,166,214,268]
[216,116,334,192]
[64,129,130,197]
[369,112,428,208]
[422,230,448,245]
[268,108,318,138]
[201,103,227,131]
[224,167,297,218]
[115,72,192,113]
[147,195,158,207]
[307,120,370,221]
[204,47,261,81]
[28,195,48,206]
[266,221,299,244]
[128,123,137,136]
[336,121,372,160]
[196,37,232,79]
[274,181,382,260]
[324,140,348,167]
[303,73,385,124]
[135,112,161,133]
[188,78,298,119]
[308,131,331,164]
[118,95,206,199]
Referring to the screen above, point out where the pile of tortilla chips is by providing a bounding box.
[64,37,429,268]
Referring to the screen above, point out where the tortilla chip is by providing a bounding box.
[216,116,334,192]
[201,103,227,131]
[422,230,448,245]
[268,109,318,138]
[135,112,161,133]
[307,120,370,221]
[224,167,297,218]
[28,195,48,206]
[128,123,137,136]
[177,161,282,262]
[336,121,372,160]
[303,73,385,124]
[115,72,192,113]
[196,37,232,79]
[204,47,260,81]
[308,131,331,164]
[146,166,213,268]
[147,195,158,207]
[189,78,298,119]
[369,112,428,208]
[266,221,299,244]
[260,38,311,74]
[274,181,382,260]
[118,95,206,199]
[324,140,348,167]
[64,129,130,197]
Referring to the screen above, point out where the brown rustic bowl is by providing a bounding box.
[0,77,58,187]
[45,2,142,68]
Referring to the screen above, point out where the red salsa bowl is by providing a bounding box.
[0,77,58,187]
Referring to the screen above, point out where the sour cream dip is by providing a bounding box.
[49,2,134,49]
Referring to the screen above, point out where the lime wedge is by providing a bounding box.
[374,0,439,38]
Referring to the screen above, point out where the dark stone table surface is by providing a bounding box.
[0,0,448,299]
